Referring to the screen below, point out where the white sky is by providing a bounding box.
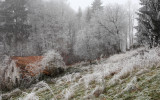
[68,0,140,11]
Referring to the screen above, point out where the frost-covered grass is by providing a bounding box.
[19,92,39,100]
[0,55,21,91]
[0,93,1,100]
[4,47,160,100]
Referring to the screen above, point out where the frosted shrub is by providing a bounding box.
[4,60,20,85]
[0,56,21,91]
[40,50,66,76]
[41,50,65,68]
[24,50,66,78]
[0,55,10,78]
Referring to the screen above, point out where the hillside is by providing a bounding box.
[1,47,160,100]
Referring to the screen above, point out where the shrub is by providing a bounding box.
[0,50,66,91]
[40,50,66,76]
[0,55,21,91]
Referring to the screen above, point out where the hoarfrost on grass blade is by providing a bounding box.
[0,92,1,100]
[92,85,105,97]
[19,92,39,100]
[33,81,54,95]
[62,89,74,100]
[122,77,138,93]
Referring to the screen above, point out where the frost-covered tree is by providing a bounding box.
[74,27,100,61]
[137,0,160,48]
[98,4,128,53]
[77,7,82,21]
[0,0,133,65]
[0,0,31,55]
[85,7,92,23]
[74,3,128,60]
[26,0,78,64]
[126,0,137,49]
[91,0,103,13]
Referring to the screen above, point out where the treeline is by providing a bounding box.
[0,0,135,64]
[136,0,160,48]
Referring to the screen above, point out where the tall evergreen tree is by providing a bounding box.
[136,0,160,47]
[91,0,103,13]
[85,7,92,23]
[0,0,31,42]
[77,7,82,21]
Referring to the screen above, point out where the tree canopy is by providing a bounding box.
[0,0,31,41]
[137,0,160,47]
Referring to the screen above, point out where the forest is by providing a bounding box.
[0,0,137,65]
[1,0,160,100]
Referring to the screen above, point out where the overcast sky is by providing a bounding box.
[68,0,140,11]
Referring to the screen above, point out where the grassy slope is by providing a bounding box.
[104,66,160,100]
[8,48,160,100]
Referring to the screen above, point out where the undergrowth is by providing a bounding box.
[2,47,160,100]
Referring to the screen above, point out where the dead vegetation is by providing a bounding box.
[1,47,160,100]
[0,50,66,92]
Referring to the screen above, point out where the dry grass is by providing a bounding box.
[3,47,160,100]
